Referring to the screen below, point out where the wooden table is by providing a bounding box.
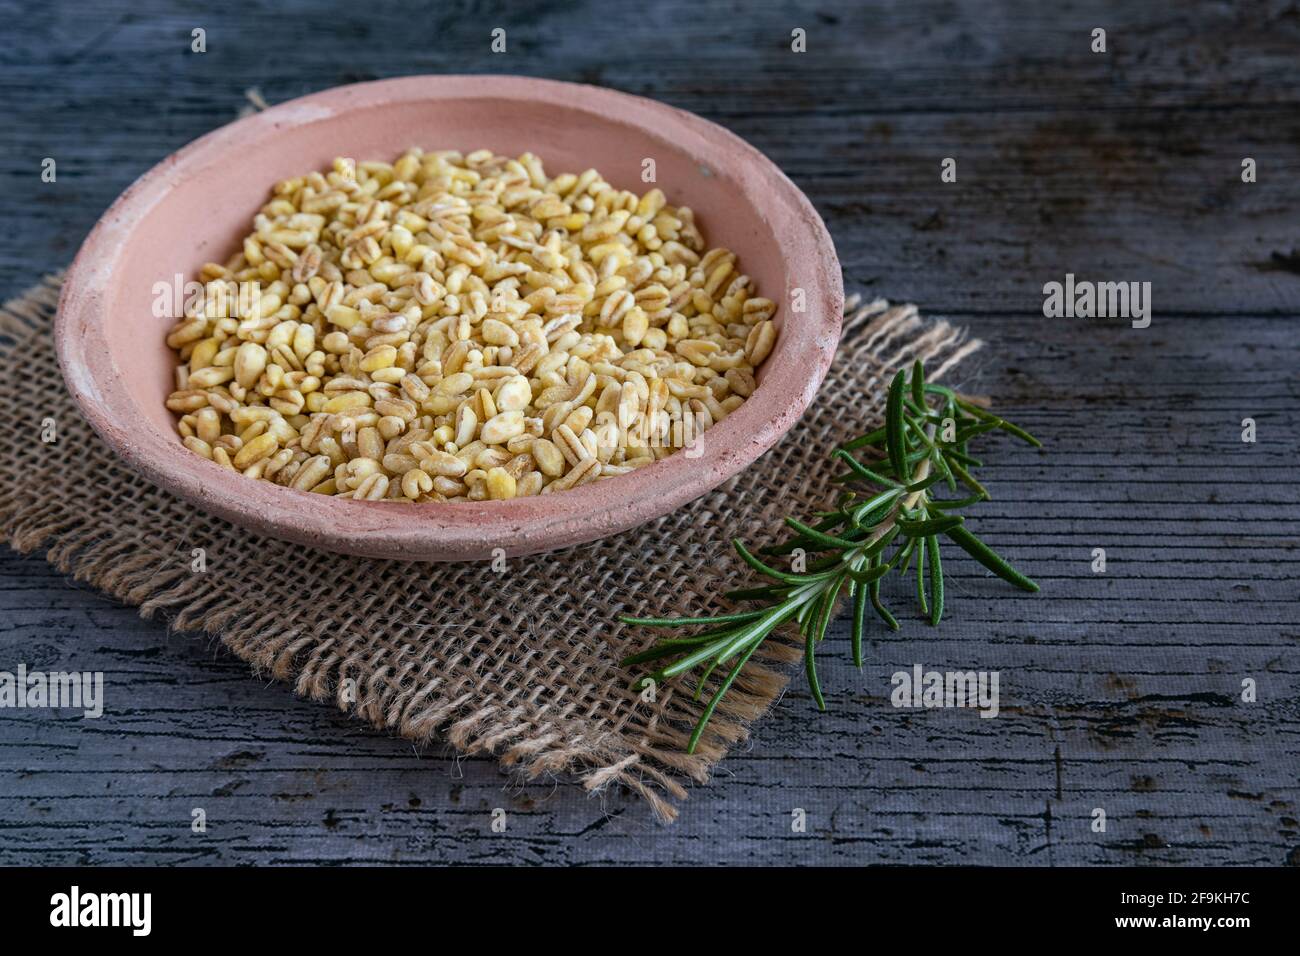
[1,0,1296,865]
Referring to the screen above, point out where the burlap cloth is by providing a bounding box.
[0,274,979,821]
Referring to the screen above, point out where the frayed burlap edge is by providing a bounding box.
[0,272,980,822]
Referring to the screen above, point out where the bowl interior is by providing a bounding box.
[113,95,794,437]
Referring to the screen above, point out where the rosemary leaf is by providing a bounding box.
[897,514,965,537]
[869,572,900,631]
[885,369,909,476]
[915,535,929,617]
[832,448,902,488]
[840,425,886,451]
[851,582,868,668]
[943,525,1039,592]
[926,534,944,625]
[734,539,828,585]
[910,358,927,406]
[689,643,762,754]
[784,516,862,549]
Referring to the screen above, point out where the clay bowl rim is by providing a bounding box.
[56,75,843,561]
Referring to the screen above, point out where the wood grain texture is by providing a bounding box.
[0,0,1297,865]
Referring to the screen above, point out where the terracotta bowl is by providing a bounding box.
[56,75,842,560]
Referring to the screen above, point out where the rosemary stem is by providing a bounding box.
[900,423,937,510]
[619,361,1042,753]
[839,422,936,572]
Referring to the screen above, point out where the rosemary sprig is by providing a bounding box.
[619,360,1042,753]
